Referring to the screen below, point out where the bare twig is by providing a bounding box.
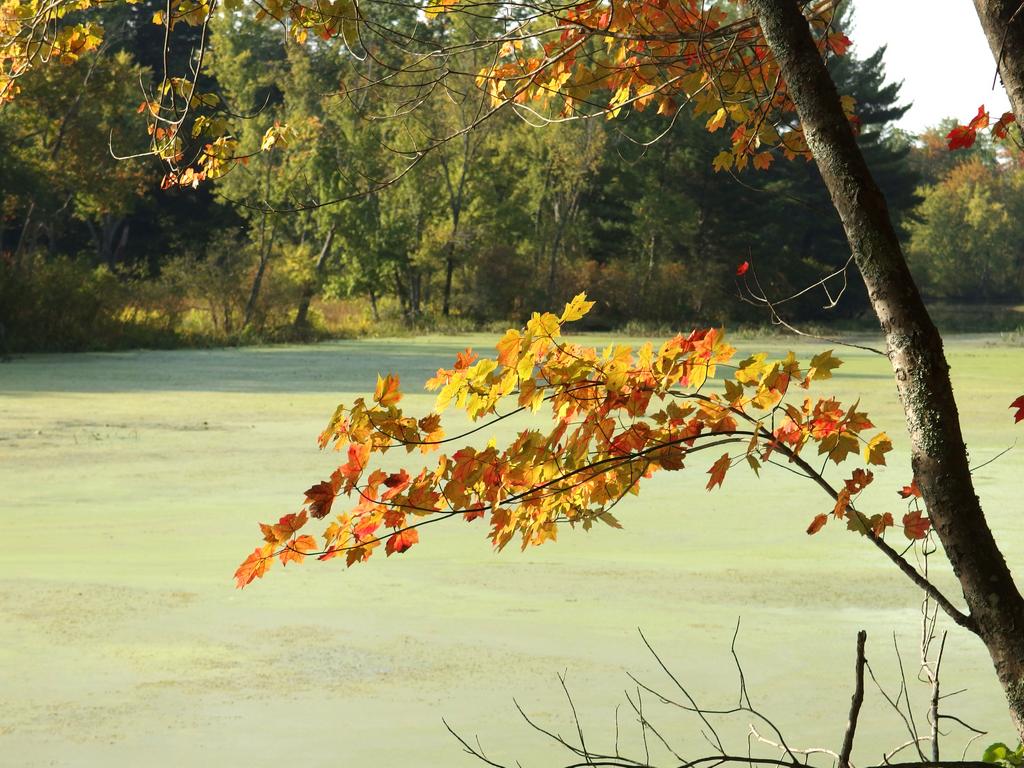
[840,630,868,768]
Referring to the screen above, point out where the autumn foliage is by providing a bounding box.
[947,104,1017,150]
[235,294,926,588]
[2,0,860,189]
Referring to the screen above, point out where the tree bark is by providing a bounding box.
[973,0,1024,125]
[750,0,1024,739]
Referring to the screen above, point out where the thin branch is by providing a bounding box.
[839,630,867,768]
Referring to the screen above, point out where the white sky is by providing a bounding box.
[849,0,1011,131]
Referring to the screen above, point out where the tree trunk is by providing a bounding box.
[367,286,380,322]
[973,0,1024,125]
[751,0,1024,739]
[442,250,455,317]
[294,224,337,331]
[243,220,274,331]
[12,200,34,265]
[244,163,277,331]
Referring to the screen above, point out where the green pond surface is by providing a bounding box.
[1,333,1022,766]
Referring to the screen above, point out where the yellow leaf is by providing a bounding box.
[560,292,595,323]
[807,350,842,382]
[706,107,727,132]
[712,150,733,172]
[864,432,893,466]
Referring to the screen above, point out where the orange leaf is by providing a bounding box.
[752,152,773,171]
[454,348,478,370]
[806,514,828,535]
[968,105,990,131]
[832,488,851,519]
[826,33,852,55]
[374,373,402,407]
[280,534,317,566]
[706,453,731,490]
[265,511,308,543]
[844,468,873,494]
[234,545,273,588]
[902,510,931,540]
[385,528,419,556]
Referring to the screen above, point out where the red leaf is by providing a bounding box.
[994,111,1017,139]
[385,528,419,556]
[968,105,990,131]
[947,107,990,151]
[1011,395,1024,423]
[898,479,922,499]
[946,125,977,151]
[736,261,750,277]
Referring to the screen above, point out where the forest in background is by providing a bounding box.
[1,1,1022,353]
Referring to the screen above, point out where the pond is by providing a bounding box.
[1,333,1021,765]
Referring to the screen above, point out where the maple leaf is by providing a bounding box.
[263,511,309,544]
[279,535,317,566]
[819,431,859,464]
[305,481,336,519]
[346,542,376,566]
[826,33,852,55]
[806,514,828,535]
[736,260,750,277]
[946,125,976,151]
[947,106,989,150]
[374,374,402,407]
[844,468,873,495]
[846,511,894,537]
[873,512,895,536]
[560,292,596,322]
[454,348,478,370]
[235,544,274,589]
[712,150,733,173]
[805,350,841,383]
[898,479,921,499]
[832,488,851,519]
[968,105,991,131]
[385,528,419,555]
[1010,395,1024,423]
[993,111,1016,139]
[705,107,727,132]
[752,152,773,171]
[864,432,892,466]
[706,453,731,490]
[902,510,931,540]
